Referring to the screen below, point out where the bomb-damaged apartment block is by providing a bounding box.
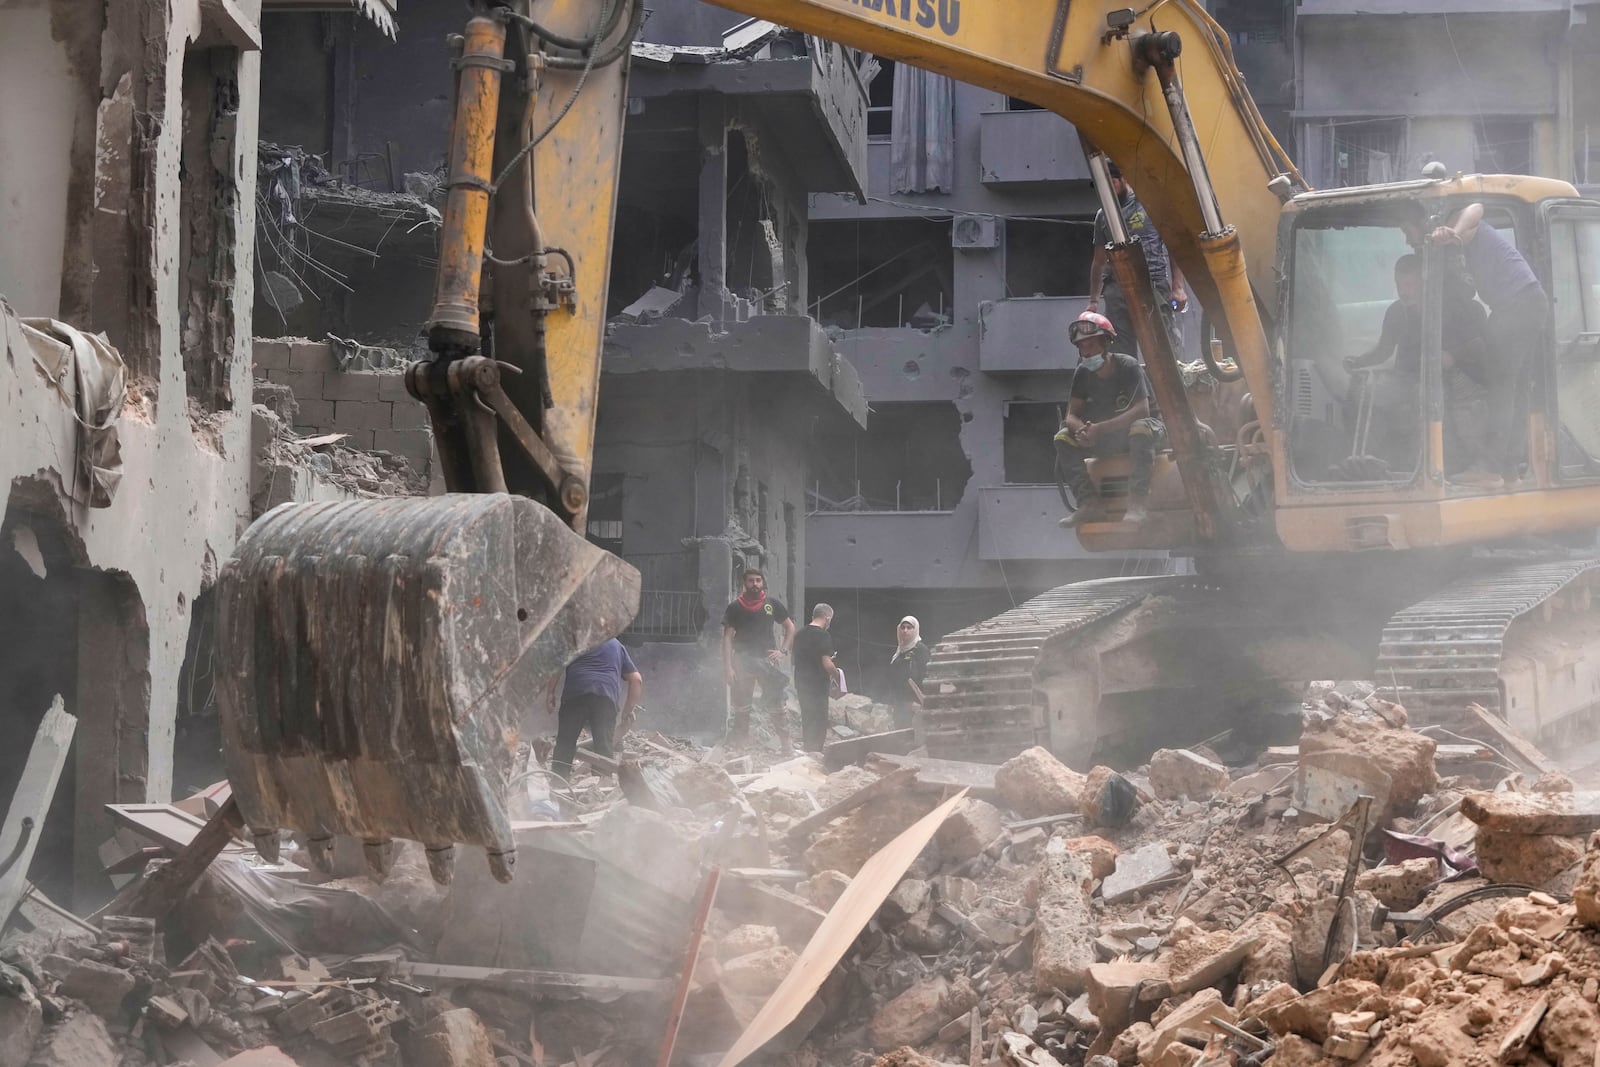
[250,2,870,738]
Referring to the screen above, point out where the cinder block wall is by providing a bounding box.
[253,338,433,474]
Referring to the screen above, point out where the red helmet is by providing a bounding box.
[1069,310,1117,345]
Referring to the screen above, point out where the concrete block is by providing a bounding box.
[322,370,386,402]
[1101,843,1178,904]
[333,428,376,450]
[378,373,414,401]
[253,339,292,370]
[332,400,394,430]
[288,342,338,372]
[291,397,334,427]
[390,400,430,430]
[373,429,432,470]
[59,959,135,1018]
[1033,838,1096,994]
[271,368,324,397]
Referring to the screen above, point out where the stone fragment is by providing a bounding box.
[1080,765,1141,828]
[716,925,782,963]
[1100,843,1177,904]
[1138,988,1234,1067]
[880,879,931,926]
[1032,839,1097,994]
[720,946,799,997]
[1257,980,1381,1044]
[1237,912,1297,987]
[1574,832,1600,928]
[996,746,1087,820]
[1063,835,1119,880]
[1354,857,1438,909]
[869,1049,947,1067]
[410,1008,496,1067]
[1108,1020,1152,1065]
[933,875,979,911]
[1147,749,1230,801]
[804,793,937,875]
[1084,961,1170,1036]
[1298,715,1435,821]
[1475,828,1584,886]
[668,761,742,807]
[934,798,1005,862]
[867,975,978,1050]
[1461,789,1600,835]
[1407,1018,1478,1067]
[57,960,134,1019]
[1266,1034,1336,1067]
[1539,989,1600,1067]
[0,983,43,1067]
[1166,925,1262,993]
[26,1012,118,1067]
[218,1049,303,1067]
[802,869,852,910]
[1009,826,1047,862]
[899,909,955,954]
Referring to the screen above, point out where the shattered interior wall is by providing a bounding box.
[0,0,260,905]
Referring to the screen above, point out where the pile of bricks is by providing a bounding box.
[252,338,433,474]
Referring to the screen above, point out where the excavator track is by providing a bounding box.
[921,576,1211,764]
[1377,558,1600,742]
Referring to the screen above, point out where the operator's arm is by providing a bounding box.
[622,671,643,718]
[1347,303,1401,370]
[1170,260,1188,311]
[1433,203,1484,246]
[1063,395,1089,437]
[1098,395,1151,435]
[1087,246,1108,311]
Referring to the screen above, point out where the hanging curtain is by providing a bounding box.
[891,67,954,194]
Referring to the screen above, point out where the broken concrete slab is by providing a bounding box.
[1354,857,1439,910]
[1475,828,1585,886]
[995,747,1087,820]
[1062,835,1119,880]
[803,791,938,876]
[880,878,931,925]
[57,959,134,1019]
[1298,715,1435,821]
[1461,790,1600,836]
[1100,843,1178,904]
[720,947,800,997]
[867,974,978,1050]
[1147,749,1230,801]
[27,1011,118,1067]
[1164,924,1261,993]
[408,1008,495,1067]
[716,925,783,962]
[933,798,1005,863]
[0,979,42,1067]
[1083,961,1170,1037]
[1033,839,1097,995]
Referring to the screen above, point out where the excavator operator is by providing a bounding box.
[1055,311,1166,528]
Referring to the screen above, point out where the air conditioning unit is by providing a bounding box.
[951,215,1001,251]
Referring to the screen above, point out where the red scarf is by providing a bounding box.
[737,590,767,612]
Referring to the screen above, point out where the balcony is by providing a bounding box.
[978,297,1088,373]
[629,35,868,196]
[979,110,1090,187]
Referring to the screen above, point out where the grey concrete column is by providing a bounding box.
[696,96,728,321]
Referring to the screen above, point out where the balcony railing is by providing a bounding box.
[626,590,706,641]
[808,482,957,514]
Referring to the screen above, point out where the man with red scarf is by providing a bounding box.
[721,567,795,747]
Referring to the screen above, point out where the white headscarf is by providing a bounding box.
[893,615,921,660]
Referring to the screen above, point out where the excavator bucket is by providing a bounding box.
[214,494,639,885]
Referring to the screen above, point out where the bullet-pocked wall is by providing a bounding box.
[0,0,260,905]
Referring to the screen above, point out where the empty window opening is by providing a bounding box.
[586,473,625,554]
[1005,217,1094,298]
[1475,119,1532,176]
[1004,401,1068,484]
[725,131,791,314]
[810,401,971,511]
[1006,97,1045,111]
[1305,116,1406,188]
[809,218,955,328]
[867,58,894,140]
[178,47,241,413]
[174,588,224,795]
[0,511,80,908]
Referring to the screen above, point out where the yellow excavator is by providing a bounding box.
[216,0,1600,883]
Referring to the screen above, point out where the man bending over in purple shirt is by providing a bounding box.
[551,638,643,780]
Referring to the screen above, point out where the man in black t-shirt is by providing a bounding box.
[791,603,840,753]
[1055,311,1166,527]
[721,568,796,747]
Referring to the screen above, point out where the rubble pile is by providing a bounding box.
[251,396,428,500]
[4,682,1597,1067]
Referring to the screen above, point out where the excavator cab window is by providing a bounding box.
[1284,208,1426,487]
[1543,201,1600,481]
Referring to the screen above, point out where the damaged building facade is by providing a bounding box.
[0,0,401,907]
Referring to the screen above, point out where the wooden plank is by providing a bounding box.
[106,803,211,851]
[1461,790,1600,836]
[1467,703,1558,776]
[785,766,917,842]
[105,797,245,922]
[400,961,672,995]
[0,697,77,926]
[822,728,916,770]
[655,866,721,1067]
[869,752,999,797]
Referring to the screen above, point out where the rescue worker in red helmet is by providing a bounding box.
[1054,311,1166,527]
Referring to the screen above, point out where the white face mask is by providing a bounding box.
[1079,354,1106,374]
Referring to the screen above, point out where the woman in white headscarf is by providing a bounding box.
[887,616,931,729]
